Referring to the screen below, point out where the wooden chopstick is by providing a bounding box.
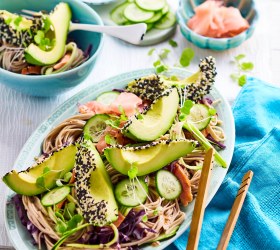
[187,148,214,250]
[217,170,254,250]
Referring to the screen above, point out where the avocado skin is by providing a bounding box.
[2,144,77,196]
[75,139,118,226]
[104,139,196,176]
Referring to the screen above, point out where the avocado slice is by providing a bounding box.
[123,88,179,142]
[24,3,71,65]
[75,139,118,226]
[104,139,197,176]
[2,144,77,196]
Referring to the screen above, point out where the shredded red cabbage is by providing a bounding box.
[12,194,40,245]
[206,134,226,149]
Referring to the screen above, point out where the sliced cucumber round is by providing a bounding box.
[156,170,182,200]
[161,4,169,15]
[110,2,129,25]
[124,3,155,23]
[96,91,120,106]
[146,11,163,24]
[136,0,166,11]
[154,11,176,30]
[115,178,148,207]
[83,114,110,142]
[186,104,211,131]
[41,186,70,207]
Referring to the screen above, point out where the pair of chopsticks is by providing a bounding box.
[186,148,253,250]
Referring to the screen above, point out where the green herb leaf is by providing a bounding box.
[208,108,216,116]
[169,39,178,47]
[105,134,117,146]
[238,75,247,86]
[128,163,138,179]
[64,202,76,220]
[181,100,194,115]
[148,48,155,56]
[241,62,254,71]
[67,214,83,231]
[63,172,72,182]
[43,167,51,174]
[159,48,170,59]
[36,176,45,189]
[234,54,246,61]
[170,75,179,81]
[142,214,148,222]
[56,179,63,187]
[137,113,144,120]
[14,16,23,28]
[179,48,195,67]
[43,17,52,32]
[55,219,67,234]
[153,60,161,67]
[156,64,168,73]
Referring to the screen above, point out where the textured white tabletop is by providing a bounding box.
[0,0,279,247]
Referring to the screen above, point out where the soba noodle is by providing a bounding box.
[21,98,225,249]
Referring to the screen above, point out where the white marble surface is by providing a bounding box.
[0,0,279,247]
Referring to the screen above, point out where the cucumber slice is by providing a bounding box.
[124,3,154,23]
[110,2,129,25]
[83,114,110,142]
[154,11,176,29]
[161,5,169,15]
[136,0,166,11]
[147,23,154,31]
[96,91,120,106]
[156,170,182,200]
[146,11,163,24]
[115,178,148,207]
[41,186,71,206]
[186,104,211,131]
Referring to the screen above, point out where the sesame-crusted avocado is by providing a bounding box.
[2,144,77,196]
[162,56,217,102]
[104,139,197,176]
[75,139,118,226]
[122,88,179,142]
[24,3,71,66]
[0,11,42,47]
[126,75,167,102]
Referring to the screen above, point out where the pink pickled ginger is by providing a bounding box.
[187,0,249,38]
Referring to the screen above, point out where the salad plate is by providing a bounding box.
[92,1,177,46]
[4,67,235,250]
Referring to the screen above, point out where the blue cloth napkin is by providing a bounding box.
[171,78,280,250]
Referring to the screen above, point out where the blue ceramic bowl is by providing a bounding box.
[0,0,104,97]
[177,0,259,50]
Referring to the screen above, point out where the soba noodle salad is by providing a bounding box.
[3,57,227,250]
[0,3,89,75]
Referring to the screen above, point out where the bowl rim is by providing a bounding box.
[0,0,104,79]
[177,0,259,42]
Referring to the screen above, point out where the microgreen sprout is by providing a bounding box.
[230,54,254,86]
[148,47,169,73]
[169,39,178,47]
[142,214,148,222]
[179,48,195,67]
[105,134,117,146]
